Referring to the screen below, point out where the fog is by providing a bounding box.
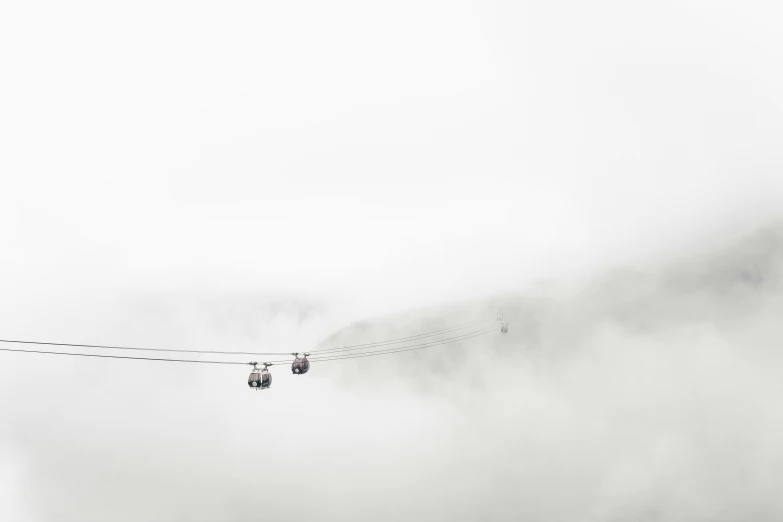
[1,222,781,521]
[2,0,783,520]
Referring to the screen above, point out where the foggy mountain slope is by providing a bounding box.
[305,223,783,520]
[446,221,783,520]
[320,221,783,376]
[0,222,781,522]
[205,221,777,521]
[5,0,783,517]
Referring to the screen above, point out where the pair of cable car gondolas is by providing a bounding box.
[248,362,272,390]
[291,353,310,375]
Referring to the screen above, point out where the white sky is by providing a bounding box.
[2,0,782,316]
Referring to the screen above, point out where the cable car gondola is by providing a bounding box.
[501,322,508,334]
[248,362,272,390]
[291,353,310,375]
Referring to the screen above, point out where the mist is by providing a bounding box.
[3,0,783,520]
[0,223,779,521]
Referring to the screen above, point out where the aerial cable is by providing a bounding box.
[309,326,498,363]
[0,326,499,366]
[0,317,493,357]
[308,318,493,355]
[0,338,288,356]
[309,325,497,361]
[0,346,250,365]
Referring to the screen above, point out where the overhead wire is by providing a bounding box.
[0,346,250,365]
[0,338,289,357]
[0,324,500,366]
[307,318,494,355]
[309,325,498,360]
[309,326,498,363]
[0,317,493,357]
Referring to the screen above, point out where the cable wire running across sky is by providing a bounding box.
[0,346,250,365]
[0,315,508,391]
[0,318,494,357]
[0,326,499,365]
[305,318,494,355]
[308,326,498,363]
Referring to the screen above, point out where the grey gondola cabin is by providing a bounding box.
[248,364,272,390]
[291,353,310,375]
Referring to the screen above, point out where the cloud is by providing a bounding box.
[302,222,783,521]
[1,219,782,521]
[2,0,783,519]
